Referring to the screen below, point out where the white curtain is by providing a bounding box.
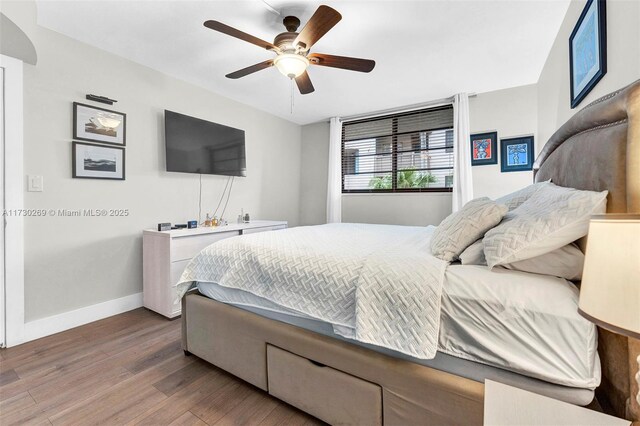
[326,117,342,223]
[452,93,473,212]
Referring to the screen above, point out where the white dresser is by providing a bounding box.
[143,220,288,318]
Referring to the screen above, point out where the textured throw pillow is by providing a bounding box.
[501,243,585,281]
[484,183,607,267]
[495,180,552,211]
[431,198,508,262]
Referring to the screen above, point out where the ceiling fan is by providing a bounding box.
[203,5,375,95]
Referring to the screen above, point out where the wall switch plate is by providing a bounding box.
[27,175,44,192]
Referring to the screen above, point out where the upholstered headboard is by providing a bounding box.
[533,79,640,419]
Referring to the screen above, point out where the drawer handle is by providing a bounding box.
[309,359,326,368]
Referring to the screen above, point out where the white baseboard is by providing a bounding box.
[21,292,143,344]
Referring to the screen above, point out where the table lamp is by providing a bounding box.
[579,214,640,422]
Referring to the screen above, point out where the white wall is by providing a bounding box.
[469,84,538,199]
[341,193,452,226]
[300,84,538,226]
[299,122,329,226]
[321,0,640,226]
[2,1,302,323]
[537,0,640,144]
[299,120,453,227]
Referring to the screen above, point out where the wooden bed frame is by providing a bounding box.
[182,80,640,425]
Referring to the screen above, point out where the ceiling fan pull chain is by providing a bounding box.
[290,78,295,114]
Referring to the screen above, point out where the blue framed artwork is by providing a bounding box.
[569,0,607,109]
[500,136,534,173]
[470,132,498,166]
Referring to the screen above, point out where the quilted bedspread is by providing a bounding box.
[177,223,448,359]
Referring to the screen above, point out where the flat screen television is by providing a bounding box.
[164,110,246,176]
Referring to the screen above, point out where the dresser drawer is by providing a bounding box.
[267,345,382,426]
[242,225,287,235]
[171,230,240,262]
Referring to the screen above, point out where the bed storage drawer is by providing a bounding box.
[266,345,382,426]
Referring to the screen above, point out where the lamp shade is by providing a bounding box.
[274,54,309,78]
[578,214,640,339]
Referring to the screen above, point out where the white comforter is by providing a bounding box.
[178,223,447,359]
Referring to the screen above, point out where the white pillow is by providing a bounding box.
[460,240,585,281]
[459,240,485,265]
[495,181,552,211]
[484,183,607,267]
[501,243,585,281]
[431,198,508,262]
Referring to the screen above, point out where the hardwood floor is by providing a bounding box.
[0,309,325,426]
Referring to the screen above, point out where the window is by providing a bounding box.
[342,105,454,193]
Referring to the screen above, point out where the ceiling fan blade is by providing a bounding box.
[226,60,274,79]
[293,6,342,51]
[308,53,375,73]
[204,20,279,51]
[295,71,315,94]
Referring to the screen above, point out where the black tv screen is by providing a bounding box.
[164,110,246,177]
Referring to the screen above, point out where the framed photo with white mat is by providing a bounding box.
[73,102,126,146]
[72,142,125,180]
[569,0,607,108]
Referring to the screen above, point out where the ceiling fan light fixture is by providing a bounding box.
[205,5,373,95]
[274,53,309,78]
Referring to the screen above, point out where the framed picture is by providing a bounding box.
[73,102,126,146]
[72,142,125,180]
[569,0,607,109]
[500,136,534,173]
[470,132,498,166]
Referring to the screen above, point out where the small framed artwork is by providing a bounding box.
[73,102,126,146]
[72,142,125,180]
[470,132,498,166]
[500,136,534,173]
[569,0,607,109]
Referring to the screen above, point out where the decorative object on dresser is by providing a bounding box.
[569,0,607,109]
[500,135,534,172]
[469,131,497,166]
[484,380,630,426]
[143,220,287,318]
[72,141,125,180]
[73,102,126,146]
[578,215,640,423]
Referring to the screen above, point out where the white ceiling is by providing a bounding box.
[36,0,570,125]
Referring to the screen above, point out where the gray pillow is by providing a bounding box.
[431,198,508,262]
